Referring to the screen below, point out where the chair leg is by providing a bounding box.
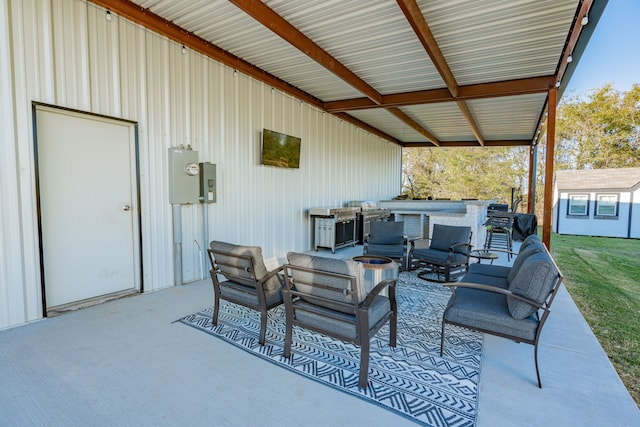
[258,309,268,345]
[440,321,446,356]
[359,340,370,389]
[534,341,542,388]
[390,311,397,348]
[283,318,293,358]
[212,294,220,326]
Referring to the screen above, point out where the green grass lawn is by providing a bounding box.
[550,233,640,406]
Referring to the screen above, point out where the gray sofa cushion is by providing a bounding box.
[520,234,542,251]
[506,242,546,283]
[467,263,511,278]
[369,221,404,245]
[429,224,471,254]
[461,272,508,289]
[286,252,366,313]
[445,286,539,342]
[507,252,558,320]
[210,241,282,291]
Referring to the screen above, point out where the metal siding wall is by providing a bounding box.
[0,0,401,329]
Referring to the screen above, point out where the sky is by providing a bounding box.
[563,1,640,99]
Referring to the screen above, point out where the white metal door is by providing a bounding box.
[35,106,140,309]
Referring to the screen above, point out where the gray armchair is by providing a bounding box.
[207,241,284,345]
[363,220,408,270]
[282,252,397,389]
[408,224,472,282]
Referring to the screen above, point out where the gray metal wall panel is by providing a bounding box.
[0,0,401,329]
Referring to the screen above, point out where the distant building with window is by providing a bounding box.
[553,168,640,238]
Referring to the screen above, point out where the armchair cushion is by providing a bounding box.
[366,243,405,258]
[286,252,366,313]
[219,281,283,307]
[292,295,390,339]
[210,241,282,291]
[368,221,405,245]
[412,248,468,266]
[429,224,471,254]
[507,252,558,320]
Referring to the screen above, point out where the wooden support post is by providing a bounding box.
[542,88,557,249]
[528,144,537,214]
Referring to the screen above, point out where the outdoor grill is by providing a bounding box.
[309,207,359,253]
[348,201,390,244]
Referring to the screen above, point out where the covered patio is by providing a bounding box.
[1,244,638,426]
[2,0,639,424]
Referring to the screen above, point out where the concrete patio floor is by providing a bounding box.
[1,244,638,426]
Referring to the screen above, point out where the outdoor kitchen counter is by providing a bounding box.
[379,200,494,250]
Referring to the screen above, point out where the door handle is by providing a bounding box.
[122,205,131,211]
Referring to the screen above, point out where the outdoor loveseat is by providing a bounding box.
[440,235,563,387]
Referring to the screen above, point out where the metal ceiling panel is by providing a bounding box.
[468,93,548,140]
[130,0,363,101]
[403,103,476,142]
[348,109,427,143]
[266,0,445,94]
[420,0,580,85]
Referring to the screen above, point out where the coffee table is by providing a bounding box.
[469,250,498,264]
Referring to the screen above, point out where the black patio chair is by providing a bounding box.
[363,220,408,270]
[408,224,472,282]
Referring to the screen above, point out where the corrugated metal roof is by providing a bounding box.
[556,168,640,190]
[125,0,595,146]
[421,0,579,85]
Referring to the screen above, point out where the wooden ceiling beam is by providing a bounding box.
[456,101,485,146]
[387,108,440,146]
[229,0,441,144]
[228,0,383,105]
[89,0,324,109]
[397,0,494,147]
[324,76,555,112]
[402,139,532,148]
[556,0,594,87]
[396,0,458,97]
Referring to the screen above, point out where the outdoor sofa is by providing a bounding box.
[440,235,563,387]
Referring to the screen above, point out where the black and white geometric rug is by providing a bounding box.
[178,272,483,426]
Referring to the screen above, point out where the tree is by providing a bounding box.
[556,84,640,169]
[402,146,528,204]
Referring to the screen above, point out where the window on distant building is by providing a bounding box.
[567,194,589,216]
[595,194,619,218]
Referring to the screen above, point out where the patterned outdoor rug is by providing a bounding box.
[178,272,483,426]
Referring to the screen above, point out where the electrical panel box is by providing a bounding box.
[199,162,217,203]
[168,147,199,204]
